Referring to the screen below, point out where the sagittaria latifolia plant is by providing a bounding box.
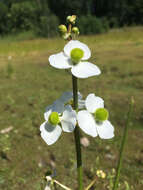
[40,15,133,190]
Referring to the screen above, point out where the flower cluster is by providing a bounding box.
[40,99,76,145]
[40,37,114,145]
[40,92,114,145]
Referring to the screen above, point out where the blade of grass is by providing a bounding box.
[112,97,134,190]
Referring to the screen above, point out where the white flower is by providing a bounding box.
[77,93,114,139]
[49,40,101,78]
[8,56,12,60]
[44,185,51,190]
[59,91,85,109]
[40,101,76,145]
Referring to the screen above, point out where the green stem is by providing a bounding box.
[72,75,83,190]
[112,97,134,190]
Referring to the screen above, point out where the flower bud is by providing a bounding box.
[58,25,67,34]
[67,15,76,24]
[72,27,80,35]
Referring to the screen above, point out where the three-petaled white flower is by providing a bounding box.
[40,100,76,145]
[49,40,101,78]
[77,93,114,139]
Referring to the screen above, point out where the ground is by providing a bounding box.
[0,27,143,190]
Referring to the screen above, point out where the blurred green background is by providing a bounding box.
[0,1,143,190]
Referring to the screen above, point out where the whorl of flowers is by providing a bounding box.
[40,15,115,146]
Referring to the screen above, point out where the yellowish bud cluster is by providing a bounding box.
[96,170,106,179]
[58,15,80,40]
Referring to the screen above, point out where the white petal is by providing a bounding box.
[96,120,114,139]
[77,110,98,137]
[59,91,82,104]
[52,100,64,113]
[78,99,85,109]
[40,122,45,131]
[78,91,83,100]
[61,120,75,132]
[45,105,52,112]
[59,91,73,104]
[69,91,82,100]
[44,185,51,190]
[85,93,104,113]
[44,101,64,121]
[44,108,52,121]
[64,40,91,60]
[40,122,62,145]
[49,52,71,69]
[61,105,76,132]
[71,62,101,79]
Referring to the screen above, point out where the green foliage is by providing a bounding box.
[0,1,59,37]
[34,15,59,37]
[94,0,143,26]
[77,15,109,35]
[48,0,89,21]
[128,0,143,25]
[33,0,60,37]
[9,1,38,32]
[0,0,143,36]
[109,17,119,28]
[0,2,9,34]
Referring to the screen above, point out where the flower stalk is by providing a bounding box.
[69,19,83,190]
[112,97,134,190]
[85,176,97,190]
[42,15,114,190]
[72,75,83,190]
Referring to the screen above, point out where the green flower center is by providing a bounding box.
[70,48,84,64]
[49,112,60,125]
[94,108,109,122]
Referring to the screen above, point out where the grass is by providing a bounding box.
[0,26,143,190]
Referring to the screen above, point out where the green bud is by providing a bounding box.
[58,25,67,34]
[67,15,76,24]
[49,112,60,125]
[72,27,80,35]
[94,108,109,122]
[70,48,84,64]
[67,16,71,22]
